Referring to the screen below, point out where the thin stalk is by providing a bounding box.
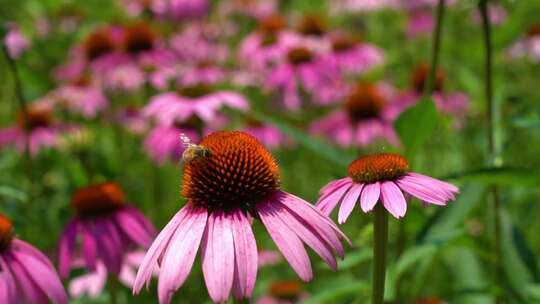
[1,44,33,190]
[478,1,502,303]
[372,204,389,304]
[423,0,446,97]
[108,276,119,304]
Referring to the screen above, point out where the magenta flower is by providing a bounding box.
[406,9,434,39]
[311,82,403,147]
[134,131,348,303]
[143,84,249,126]
[243,120,291,149]
[4,25,30,59]
[0,103,66,156]
[170,25,229,64]
[115,107,149,135]
[58,182,156,278]
[508,24,540,62]
[0,213,68,304]
[317,153,459,221]
[330,0,399,13]
[52,76,108,118]
[144,126,199,165]
[266,45,345,109]
[323,32,384,75]
[152,0,209,19]
[68,250,153,299]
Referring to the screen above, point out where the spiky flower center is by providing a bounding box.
[411,63,445,93]
[345,83,385,122]
[259,15,286,46]
[16,107,52,130]
[122,23,156,55]
[527,24,540,38]
[0,214,14,252]
[332,34,360,52]
[83,29,116,60]
[269,281,302,301]
[72,182,125,217]
[287,47,313,65]
[177,84,213,98]
[348,153,409,183]
[182,131,280,213]
[297,14,326,36]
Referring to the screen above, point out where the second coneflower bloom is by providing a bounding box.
[134,131,348,304]
[58,182,156,278]
[317,153,459,222]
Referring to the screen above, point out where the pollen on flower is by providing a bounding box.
[182,131,280,212]
[177,84,213,98]
[83,28,116,60]
[348,153,409,184]
[345,83,385,122]
[72,182,125,217]
[287,47,313,65]
[297,14,327,36]
[0,214,14,251]
[16,106,52,130]
[122,23,156,55]
[411,63,445,93]
[269,281,302,301]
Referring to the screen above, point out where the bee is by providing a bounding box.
[180,133,210,165]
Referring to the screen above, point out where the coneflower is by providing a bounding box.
[58,182,156,278]
[134,131,348,304]
[0,213,68,304]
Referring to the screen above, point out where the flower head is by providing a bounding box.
[317,153,458,221]
[134,131,347,303]
[0,214,68,304]
[58,182,156,278]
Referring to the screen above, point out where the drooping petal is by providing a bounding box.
[316,182,353,215]
[93,218,123,274]
[81,222,97,271]
[258,200,313,281]
[201,211,235,303]
[380,181,407,219]
[338,184,364,224]
[58,219,78,278]
[4,253,49,304]
[272,201,338,270]
[231,211,258,300]
[14,250,68,304]
[134,205,192,293]
[158,207,208,304]
[318,177,352,196]
[360,182,381,213]
[396,177,449,206]
[115,207,154,248]
[0,263,16,304]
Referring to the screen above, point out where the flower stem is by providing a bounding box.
[478,1,503,302]
[108,276,119,304]
[372,204,388,304]
[1,43,33,193]
[423,0,446,97]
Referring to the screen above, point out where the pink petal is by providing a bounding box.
[257,200,313,281]
[134,205,192,293]
[58,219,78,278]
[231,211,258,300]
[158,207,208,304]
[318,177,352,196]
[81,223,97,271]
[201,211,235,303]
[316,181,353,215]
[115,207,154,248]
[338,184,364,224]
[381,181,407,219]
[5,254,48,304]
[360,182,381,213]
[0,271,16,303]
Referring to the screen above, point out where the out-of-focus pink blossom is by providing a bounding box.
[4,25,30,58]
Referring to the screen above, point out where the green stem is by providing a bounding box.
[108,276,119,304]
[1,43,33,195]
[478,1,503,303]
[423,0,446,97]
[371,205,389,304]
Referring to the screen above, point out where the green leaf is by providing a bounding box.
[338,248,372,270]
[0,185,27,202]
[394,98,439,151]
[394,245,438,279]
[248,111,354,168]
[444,167,540,187]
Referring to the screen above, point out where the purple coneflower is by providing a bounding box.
[152,0,209,20]
[311,82,402,147]
[323,32,384,75]
[58,182,156,278]
[243,119,291,149]
[317,153,458,221]
[4,24,30,59]
[68,250,153,299]
[144,125,199,165]
[52,75,108,118]
[134,131,348,303]
[0,104,66,156]
[508,24,540,62]
[143,83,249,126]
[0,213,68,303]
